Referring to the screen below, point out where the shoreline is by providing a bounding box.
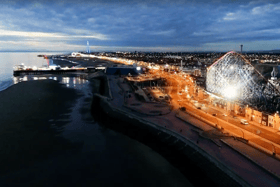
[0,55,196,186]
[90,75,235,186]
[91,73,280,187]
[91,93,247,187]
[0,80,13,92]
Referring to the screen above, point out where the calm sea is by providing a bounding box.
[0,52,57,91]
[0,52,192,187]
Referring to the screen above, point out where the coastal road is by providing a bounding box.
[150,69,280,155]
[102,57,280,186]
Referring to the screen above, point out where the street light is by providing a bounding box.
[214,118,220,129]
[238,128,244,139]
[271,143,276,156]
[226,109,229,122]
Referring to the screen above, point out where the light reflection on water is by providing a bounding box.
[13,75,88,90]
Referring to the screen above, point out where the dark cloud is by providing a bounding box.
[0,0,280,51]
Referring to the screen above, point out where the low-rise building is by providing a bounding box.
[273,113,280,130]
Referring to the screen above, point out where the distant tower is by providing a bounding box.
[271,67,278,80]
[240,44,243,54]
[86,41,90,54]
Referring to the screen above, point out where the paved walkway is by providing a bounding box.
[222,138,280,179]
[106,75,280,187]
[177,109,280,177]
[110,76,171,116]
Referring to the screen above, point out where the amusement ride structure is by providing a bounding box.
[206,51,280,113]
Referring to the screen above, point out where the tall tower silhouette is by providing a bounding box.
[86,41,90,54]
[240,44,243,54]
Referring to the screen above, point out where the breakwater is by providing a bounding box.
[90,76,248,187]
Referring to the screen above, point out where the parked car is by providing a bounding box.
[241,119,249,125]
[197,107,201,109]
[212,113,217,116]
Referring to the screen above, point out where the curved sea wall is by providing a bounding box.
[90,76,250,187]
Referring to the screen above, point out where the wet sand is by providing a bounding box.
[0,80,79,175]
[0,79,192,187]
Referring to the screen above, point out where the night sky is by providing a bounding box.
[1,0,280,52]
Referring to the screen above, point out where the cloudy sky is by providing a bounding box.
[1,0,280,52]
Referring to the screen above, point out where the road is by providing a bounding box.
[149,69,280,155]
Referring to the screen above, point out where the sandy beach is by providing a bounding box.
[0,80,80,175]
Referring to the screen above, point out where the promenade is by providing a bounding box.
[104,74,280,187]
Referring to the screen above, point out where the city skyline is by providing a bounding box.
[1,0,280,52]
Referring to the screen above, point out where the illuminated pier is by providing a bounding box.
[13,67,96,76]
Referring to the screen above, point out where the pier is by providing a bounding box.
[13,68,96,76]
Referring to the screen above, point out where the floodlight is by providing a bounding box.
[224,86,237,99]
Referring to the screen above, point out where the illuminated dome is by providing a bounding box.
[206,51,280,112]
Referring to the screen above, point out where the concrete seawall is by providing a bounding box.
[90,90,250,187]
